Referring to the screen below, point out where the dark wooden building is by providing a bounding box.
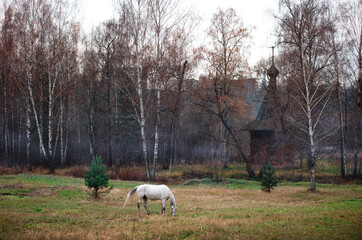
[243,55,294,167]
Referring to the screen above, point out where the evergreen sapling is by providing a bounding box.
[261,160,278,192]
[84,156,110,197]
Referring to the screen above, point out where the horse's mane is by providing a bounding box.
[169,191,176,205]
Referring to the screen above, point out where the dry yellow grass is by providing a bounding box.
[0,174,361,239]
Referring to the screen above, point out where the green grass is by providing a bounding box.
[0,174,83,187]
[0,174,361,239]
[182,178,262,190]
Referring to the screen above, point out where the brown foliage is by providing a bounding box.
[108,168,147,181]
[0,167,14,175]
[181,170,214,179]
[61,166,87,178]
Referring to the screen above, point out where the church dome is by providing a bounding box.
[267,63,279,78]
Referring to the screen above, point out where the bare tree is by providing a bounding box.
[331,27,347,179]
[93,20,119,167]
[196,8,255,176]
[339,0,361,176]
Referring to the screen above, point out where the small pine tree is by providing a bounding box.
[84,156,110,197]
[261,160,278,192]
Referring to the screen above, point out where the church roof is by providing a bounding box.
[242,60,280,131]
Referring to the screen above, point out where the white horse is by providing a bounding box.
[123,184,177,216]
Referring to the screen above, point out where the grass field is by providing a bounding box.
[0,174,361,240]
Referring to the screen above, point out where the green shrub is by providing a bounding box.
[84,156,109,197]
[261,160,278,192]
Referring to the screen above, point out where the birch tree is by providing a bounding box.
[1,3,30,170]
[0,5,16,166]
[13,0,48,169]
[115,0,151,179]
[12,0,77,172]
[277,0,337,190]
[148,0,195,178]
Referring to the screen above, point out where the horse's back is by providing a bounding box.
[138,184,169,190]
[137,184,171,200]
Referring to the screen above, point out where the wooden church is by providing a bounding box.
[243,50,294,167]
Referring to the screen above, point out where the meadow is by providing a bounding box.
[0,169,361,240]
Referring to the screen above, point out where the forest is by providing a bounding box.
[0,0,361,187]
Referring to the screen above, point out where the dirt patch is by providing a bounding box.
[0,183,28,190]
[1,184,18,189]
[24,187,56,197]
[26,186,75,197]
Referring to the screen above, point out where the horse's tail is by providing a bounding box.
[123,186,138,207]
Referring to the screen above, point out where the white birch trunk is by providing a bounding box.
[152,89,161,178]
[134,1,150,179]
[173,137,177,165]
[64,122,69,165]
[48,72,54,169]
[26,96,31,171]
[53,119,60,160]
[39,81,44,160]
[222,124,229,168]
[333,38,347,179]
[89,102,96,159]
[28,76,48,162]
[137,62,150,179]
[353,109,360,175]
[18,111,21,158]
[60,93,65,166]
[301,46,317,191]
[4,86,8,161]
[308,127,316,191]
[306,88,316,190]
[11,111,15,155]
[353,31,362,175]
[337,82,347,179]
[306,85,316,190]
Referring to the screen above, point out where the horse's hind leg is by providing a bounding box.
[161,199,166,215]
[143,197,151,215]
[137,198,141,215]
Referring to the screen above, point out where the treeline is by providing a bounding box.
[0,0,257,178]
[0,0,360,181]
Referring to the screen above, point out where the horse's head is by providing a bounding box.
[171,202,177,216]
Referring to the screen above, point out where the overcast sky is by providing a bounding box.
[79,0,281,67]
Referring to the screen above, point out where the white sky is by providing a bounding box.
[79,0,280,67]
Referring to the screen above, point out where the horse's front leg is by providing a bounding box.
[161,199,166,215]
[144,198,151,215]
